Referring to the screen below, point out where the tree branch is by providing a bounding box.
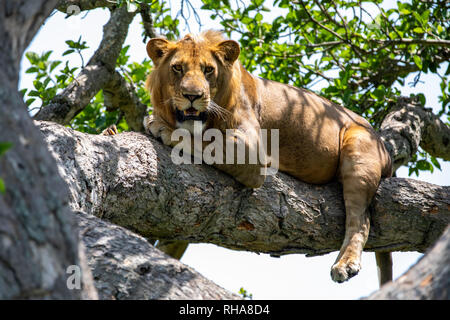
[380,97,450,171]
[140,2,157,41]
[57,0,115,12]
[103,71,148,132]
[371,38,450,48]
[77,211,240,299]
[34,5,136,124]
[306,38,450,49]
[37,120,450,258]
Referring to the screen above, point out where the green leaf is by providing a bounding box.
[0,142,12,156]
[50,61,62,72]
[25,98,36,106]
[0,178,5,194]
[416,93,426,106]
[430,156,441,170]
[416,159,432,172]
[28,90,41,97]
[26,67,39,74]
[25,52,39,64]
[62,49,75,56]
[43,51,52,61]
[413,55,422,70]
[65,40,76,48]
[412,11,422,24]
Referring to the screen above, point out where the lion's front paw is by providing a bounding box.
[101,124,118,136]
[144,115,174,146]
[330,258,361,283]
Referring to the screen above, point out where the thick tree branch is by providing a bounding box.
[57,0,115,12]
[103,71,148,132]
[380,97,450,171]
[77,211,240,299]
[34,5,136,124]
[37,120,450,257]
[0,0,62,83]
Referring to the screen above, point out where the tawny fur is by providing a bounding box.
[144,30,392,283]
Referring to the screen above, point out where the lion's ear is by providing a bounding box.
[146,38,170,64]
[215,40,240,64]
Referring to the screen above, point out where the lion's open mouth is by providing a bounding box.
[175,107,207,122]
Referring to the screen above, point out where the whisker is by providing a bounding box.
[207,105,224,121]
[208,100,232,121]
[162,97,174,106]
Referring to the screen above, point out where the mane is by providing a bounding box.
[199,29,228,45]
[146,30,255,128]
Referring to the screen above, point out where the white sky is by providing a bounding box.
[19,0,449,299]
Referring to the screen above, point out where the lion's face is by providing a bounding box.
[146,32,240,133]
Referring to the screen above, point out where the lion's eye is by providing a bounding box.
[172,64,182,72]
[204,66,214,74]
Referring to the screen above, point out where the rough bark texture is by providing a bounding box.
[38,120,450,258]
[34,5,136,124]
[57,0,114,12]
[380,97,450,171]
[4,1,448,300]
[367,226,450,300]
[77,211,240,299]
[140,2,158,40]
[0,0,96,299]
[103,71,148,132]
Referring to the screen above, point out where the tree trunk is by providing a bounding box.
[2,1,448,300]
[0,0,96,299]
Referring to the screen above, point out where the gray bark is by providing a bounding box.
[367,226,450,300]
[57,0,115,12]
[77,211,240,299]
[103,71,148,132]
[4,1,448,299]
[37,120,450,258]
[380,97,450,171]
[0,0,96,299]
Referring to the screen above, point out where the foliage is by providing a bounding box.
[23,37,151,134]
[0,142,13,194]
[22,0,449,175]
[201,0,449,174]
[238,287,253,300]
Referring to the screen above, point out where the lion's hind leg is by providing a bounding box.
[331,125,383,283]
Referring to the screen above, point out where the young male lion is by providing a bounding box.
[144,30,392,284]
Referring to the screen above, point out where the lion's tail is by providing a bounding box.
[375,252,393,286]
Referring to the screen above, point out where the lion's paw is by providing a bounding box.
[144,115,174,146]
[330,259,361,283]
[101,124,118,136]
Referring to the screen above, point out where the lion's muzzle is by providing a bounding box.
[176,107,207,122]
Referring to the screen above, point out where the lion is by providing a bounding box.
[143,30,393,284]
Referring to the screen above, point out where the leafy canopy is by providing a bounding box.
[22,0,449,176]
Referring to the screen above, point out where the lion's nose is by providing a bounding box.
[183,93,203,102]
